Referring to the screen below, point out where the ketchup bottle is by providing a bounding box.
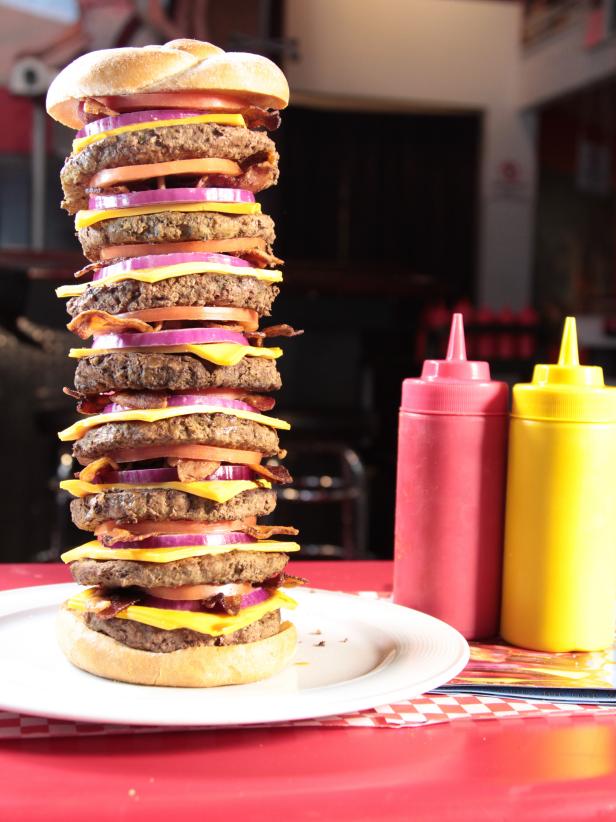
[393,314,509,639]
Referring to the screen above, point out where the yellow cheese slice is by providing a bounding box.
[58,402,289,441]
[67,342,282,368]
[60,478,271,502]
[56,262,282,298]
[67,587,297,636]
[61,539,301,564]
[75,201,261,230]
[72,113,246,153]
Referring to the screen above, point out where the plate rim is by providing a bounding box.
[0,582,469,726]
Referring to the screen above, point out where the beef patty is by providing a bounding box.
[66,272,279,318]
[74,352,281,395]
[63,123,279,213]
[70,549,289,588]
[78,211,275,261]
[72,412,280,463]
[70,487,277,530]
[82,608,281,652]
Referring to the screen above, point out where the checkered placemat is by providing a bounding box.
[2,694,615,739]
[3,589,614,740]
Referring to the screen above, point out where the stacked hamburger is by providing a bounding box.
[46,39,301,687]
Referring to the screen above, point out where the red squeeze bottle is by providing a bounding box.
[393,314,509,639]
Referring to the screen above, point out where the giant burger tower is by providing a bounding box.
[46,39,301,687]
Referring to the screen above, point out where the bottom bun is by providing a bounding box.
[57,605,297,687]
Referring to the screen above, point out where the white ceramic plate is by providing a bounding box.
[0,583,469,726]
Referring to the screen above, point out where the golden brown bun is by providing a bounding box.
[46,39,289,128]
[57,605,297,688]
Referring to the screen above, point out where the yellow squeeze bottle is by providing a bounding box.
[500,317,616,651]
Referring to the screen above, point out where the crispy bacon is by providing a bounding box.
[74,260,104,279]
[67,310,158,339]
[65,387,168,415]
[249,463,293,484]
[83,587,141,619]
[246,324,303,347]
[264,573,308,589]
[242,107,281,131]
[63,386,113,415]
[77,456,119,483]
[79,98,119,124]
[168,458,220,482]
[199,593,243,616]
[242,523,299,539]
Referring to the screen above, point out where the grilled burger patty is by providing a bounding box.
[62,123,279,213]
[70,550,289,588]
[71,487,277,531]
[74,352,281,395]
[66,271,279,318]
[83,608,281,653]
[79,212,276,261]
[72,413,280,462]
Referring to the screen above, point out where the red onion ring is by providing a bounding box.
[92,251,250,281]
[141,587,270,612]
[91,327,247,350]
[76,109,206,139]
[88,187,255,211]
[93,465,256,485]
[112,532,254,549]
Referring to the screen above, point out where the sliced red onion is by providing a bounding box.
[92,252,250,281]
[141,587,270,612]
[76,109,205,139]
[94,465,255,485]
[113,532,253,549]
[204,465,254,481]
[100,468,179,484]
[88,187,255,211]
[167,394,254,411]
[91,327,248,350]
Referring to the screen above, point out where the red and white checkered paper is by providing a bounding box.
[2,695,615,740]
[3,590,614,740]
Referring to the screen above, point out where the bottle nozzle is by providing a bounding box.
[446,313,467,361]
[557,317,580,367]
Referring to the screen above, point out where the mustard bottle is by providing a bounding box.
[500,317,616,651]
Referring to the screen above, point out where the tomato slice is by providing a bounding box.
[89,158,242,189]
[109,444,263,465]
[99,238,267,261]
[146,582,252,601]
[98,93,248,113]
[117,306,259,331]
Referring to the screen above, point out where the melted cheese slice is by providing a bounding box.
[56,262,282,298]
[60,478,271,502]
[75,200,261,229]
[67,587,297,636]
[72,113,246,154]
[68,342,281,367]
[58,403,289,441]
[61,539,300,564]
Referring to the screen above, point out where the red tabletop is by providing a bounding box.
[2,562,616,822]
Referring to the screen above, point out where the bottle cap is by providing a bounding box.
[513,317,616,422]
[401,313,508,415]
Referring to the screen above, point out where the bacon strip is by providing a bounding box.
[248,463,293,484]
[81,586,141,618]
[242,524,299,539]
[77,456,119,483]
[246,324,303,346]
[242,107,281,131]
[168,458,221,483]
[68,310,158,339]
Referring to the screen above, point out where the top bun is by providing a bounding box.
[46,39,289,128]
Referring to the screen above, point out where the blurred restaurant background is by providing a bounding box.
[1,0,616,562]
